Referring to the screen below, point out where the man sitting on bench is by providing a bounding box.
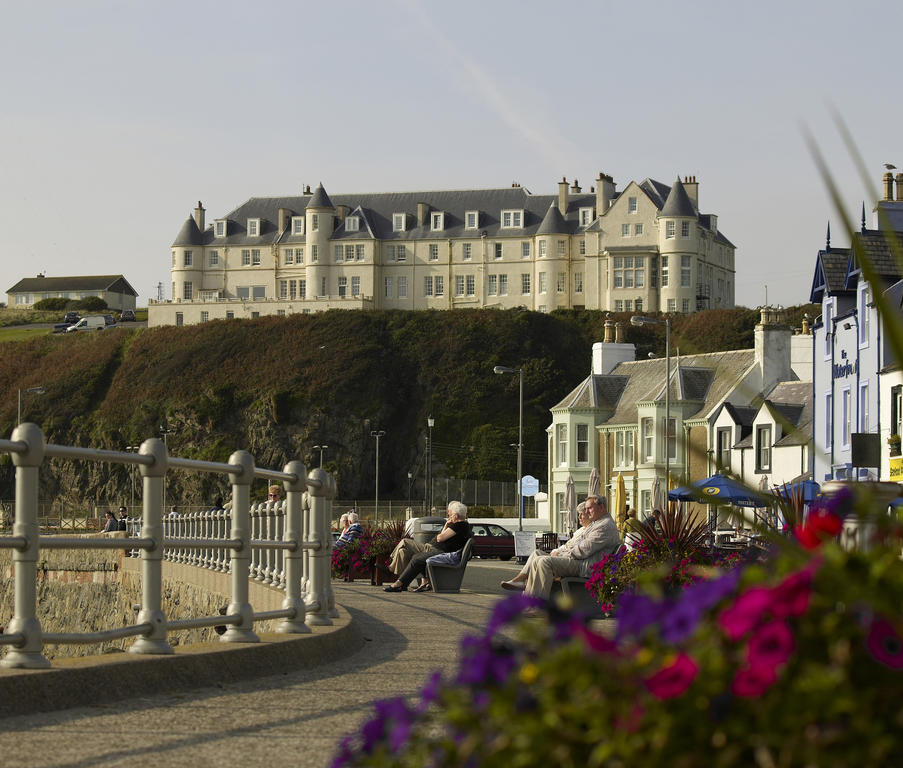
[501,495,619,599]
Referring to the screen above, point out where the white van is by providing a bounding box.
[65,315,107,332]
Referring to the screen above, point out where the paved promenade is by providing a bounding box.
[0,561,523,768]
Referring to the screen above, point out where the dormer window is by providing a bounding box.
[431,212,445,231]
[247,218,260,236]
[465,211,479,229]
[710,214,718,231]
[579,207,594,226]
[501,210,524,228]
[393,213,406,232]
[292,216,305,235]
[345,216,360,232]
[215,220,227,237]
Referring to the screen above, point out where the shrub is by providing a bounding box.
[32,298,69,311]
[74,296,108,311]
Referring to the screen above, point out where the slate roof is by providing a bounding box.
[810,248,852,302]
[847,229,903,286]
[7,275,138,296]
[552,375,629,411]
[659,177,697,218]
[766,381,812,447]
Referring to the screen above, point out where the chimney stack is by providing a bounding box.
[595,172,615,217]
[614,321,625,344]
[683,175,699,208]
[336,204,349,222]
[558,177,569,216]
[883,172,894,201]
[194,201,205,232]
[278,208,291,233]
[603,313,614,343]
[570,178,581,193]
[896,173,903,201]
[417,201,430,228]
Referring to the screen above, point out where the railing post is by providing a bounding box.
[130,437,174,655]
[301,491,311,599]
[305,467,335,626]
[278,460,310,634]
[2,423,50,669]
[222,450,259,643]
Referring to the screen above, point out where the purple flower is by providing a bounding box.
[616,593,660,641]
[660,596,703,644]
[416,671,444,713]
[486,594,542,636]
[456,635,518,686]
[686,567,742,612]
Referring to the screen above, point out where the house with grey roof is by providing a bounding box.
[6,274,137,311]
[546,308,812,532]
[150,172,736,326]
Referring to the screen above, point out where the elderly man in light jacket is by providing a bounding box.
[501,495,619,599]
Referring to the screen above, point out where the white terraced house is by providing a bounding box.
[150,173,736,327]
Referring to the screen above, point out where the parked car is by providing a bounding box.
[469,523,515,560]
[63,311,80,324]
[104,314,116,326]
[65,315,108,332]
[405,516,446,544]
[119,309,136,322]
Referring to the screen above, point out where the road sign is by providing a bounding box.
[521,475,539,497]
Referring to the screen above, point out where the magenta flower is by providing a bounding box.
[578,624,618,654]
[718,586,773,641]
[747,619,795,669]
[866,617,903,670]
[732,663,778,697]
[644,652,699,699]
[770,568,814,619]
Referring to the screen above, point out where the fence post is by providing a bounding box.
[278,460,311,634]
[221,450,259,643]
[130,437,174,655]
[2,423,50,669]
[305,467,335,626]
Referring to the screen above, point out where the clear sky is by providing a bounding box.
[1,0,900,308]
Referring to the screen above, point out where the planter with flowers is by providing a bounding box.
[889,434,901,457]
[332,483,903,767]
[331,521,407,584]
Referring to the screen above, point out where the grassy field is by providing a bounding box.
[0,308,60,327]
[0,326,55,342]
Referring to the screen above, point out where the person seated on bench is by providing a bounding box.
[500,495,618,599]
[384,501,471,593]
[335,511,363,549]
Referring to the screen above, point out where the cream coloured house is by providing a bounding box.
[149,173,736,327]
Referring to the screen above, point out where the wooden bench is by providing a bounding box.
[551,576,608,618]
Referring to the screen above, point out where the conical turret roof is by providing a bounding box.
[536,202,568,235]
[658,177,696,218]
[172,217,204,247]
[306,183,334,210]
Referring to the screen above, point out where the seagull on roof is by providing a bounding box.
[884,163,897,170]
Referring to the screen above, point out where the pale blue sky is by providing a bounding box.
[1,0,899,308]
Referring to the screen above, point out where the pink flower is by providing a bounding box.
[732,664,778,697]
[578,625,618,655]
[644,653,699,700]
[866,617,903,670]
[747,620,795,669]
[718,586,773,641]
[770,569,813,619]
[613,702,645,733]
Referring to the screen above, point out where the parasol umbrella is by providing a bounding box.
[651,476,663,513]
[587,467,601,499]
[564,474,577,532]
[614,472,626,522]
[774,479,820,504]
[668,473,769,507]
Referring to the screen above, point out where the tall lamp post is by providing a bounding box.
[630,315,671,507]
[313,444,328,467]
[493,365,524,531]
[126,444,141,514]
[17,386,45,424]
[160,424,174,511]
[426,416,435,513]
[370,430,385,524]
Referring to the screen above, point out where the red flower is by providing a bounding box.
[747,619,795,669]
[795,510,843,549]
[644,653,699,699]
[578,625,618,655]
[732,663,778,697]
[718,586,773,641]
[866,617,903,670]
[770,569,813,619]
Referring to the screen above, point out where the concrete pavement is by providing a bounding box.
[0,560,524,768]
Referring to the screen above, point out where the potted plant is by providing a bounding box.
[888,434,901,456]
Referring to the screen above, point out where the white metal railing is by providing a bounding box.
[0,423,338,669]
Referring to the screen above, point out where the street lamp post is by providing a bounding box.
[493,365,524,531]
[17,386,45,425]
[426,416,434,513]
[370,430,385,525]
[160,424,174,510]
[630,315,671,507]
[126,445,141,513]
[313,444,328,467]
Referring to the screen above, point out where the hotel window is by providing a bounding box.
[200,311,209,323]
[280,280,288,299]
[681,220,690,238]
[384,277,393,298]
[859,285,870,346]
[615,431,635,468]
[463,243,472,260]
[628,196,637,213]
[398,276,407,298]
[335,245,344,262]
[682,298,690,313]
[252,286,265,300]
[662,417,676,460]
[641,418,654,462]
[396,245,406,261]
[236,286,250,299]
[247,219,259,236]
[499,274,508,295]
[184,251,193,267]
[756,425,772,471]
[621,223,630,237]
[661,255,669,287]
[557,424,568,466]
[455,275,465,297]
[681,255,691,287]
[579,239,586,255]
[488,275,498,295]
[635,298,643,312]
[215,220,226,237]
[539,240,547,258]
[320,277,326,296]
[539,272,547,294]
[429,244,439,261]
[252,249,261,265]
[387,245,396,261]
[356,245,365,261]
[292,217,304,235]
[521,274,531,294]
[667,298,676,312]
[823,302,833,357]
[299,280,306,299]
[625,300,633,311]
[891,385,903,440]
[666,220,675,239]
[466,275,475,296]
[574,272,583,293]
[494,243,503,259]
[345,216,359,232]
[614,300,623,311]
[209,250,219,266]
[312,214,319,231]
[175,312,183,326]
[241,250,251,266]
[521,242,531,259]
[579,207,593,225]
[576,424,589,464]
[172,251,176,267]
[337,277,347,298]
[226,311,234,319]
[435,276,444,296]
[501,210,523,228]
[289,280,297,299]
[557,272,566,293]
[183,281,193,300]
[557,240,566,256]
[465,211,478,229]
[635,223,644,235]
[717,427,732,470]
[297,246,304,263]
[393,213,405,231]
[345,245,354,262]
[431,212,444,231]
[351,276,360,297]
[859,382,869,431]
[424,276,434,297]
[283,249,294,265]
[841,388,851,448]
